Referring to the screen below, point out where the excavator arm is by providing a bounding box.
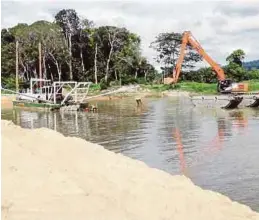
[168,31,226,84]
[164,31,248,93]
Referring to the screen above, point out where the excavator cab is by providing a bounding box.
[217,79,233,94]
[217,79,249,94]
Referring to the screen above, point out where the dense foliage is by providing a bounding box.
[182,49,259,83]
[1,9,158,89]
[1,8,259,90]
[150,32,202,75]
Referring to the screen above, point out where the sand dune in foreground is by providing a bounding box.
[2,120,259,220]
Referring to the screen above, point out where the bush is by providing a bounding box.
[99,78,109,90]
[1,77,16,89]
[246,70,259,80]
[89,83,101,91]
[136,77,147,85]
[121,76,137,85]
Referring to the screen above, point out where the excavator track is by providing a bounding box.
[190,93,259,109]
[190,95,243,109]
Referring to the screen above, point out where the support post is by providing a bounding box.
[54,83,56,104]
[16,41,19,93]
[39,42,42,88]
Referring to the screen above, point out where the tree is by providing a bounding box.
[225,49,247,81]
[224,62,247,82]
[55,9,80,80]
[93,26,141,83]
[1,8,157,88]
[150,32,202,76]
[226,49,245,67]
[1,29,16,88]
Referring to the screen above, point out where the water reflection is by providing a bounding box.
[172,128,186,174]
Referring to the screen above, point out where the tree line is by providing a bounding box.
[1,9,258,90]
[1,9,158,89]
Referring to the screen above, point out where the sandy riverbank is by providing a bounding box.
[1,95,16,109]
[2,120,259,220]
[1,90,189,109]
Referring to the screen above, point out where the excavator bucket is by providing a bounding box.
[247,98,259,108]
[239,94,259,108]
[222,96,243,109]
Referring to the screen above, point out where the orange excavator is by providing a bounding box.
[164,31,249,94]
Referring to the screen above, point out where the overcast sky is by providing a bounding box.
[1,0,259,70]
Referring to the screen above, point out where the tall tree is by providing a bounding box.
[1,8,158,88]
[95,26,132,83]
[55,9,80,80]
[226,49,245,67]
[150,32,202,76]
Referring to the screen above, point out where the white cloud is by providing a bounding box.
[1,0,259,71]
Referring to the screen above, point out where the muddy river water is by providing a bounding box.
[2,96,259,211]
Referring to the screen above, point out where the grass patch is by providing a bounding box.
[177,82,218,94]
[244,80,259,91]
[141,80,259,94]
[140,82,217,94]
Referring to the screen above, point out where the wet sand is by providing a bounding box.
[1,120,259,220]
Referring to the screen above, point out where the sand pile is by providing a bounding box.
[2,120,259,220]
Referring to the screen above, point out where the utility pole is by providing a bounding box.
[15,40,19,92]
[39,42,42,87]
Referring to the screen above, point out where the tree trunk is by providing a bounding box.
[144,70,147,81]
[47,64,54,81]
[33,68,37,79]
[135,68,138,79]
[25,63,29,80]
[105,47,113,83]
[38,42,42,85]
[80,47,85,72]
[43,53,47,80]
[49,52,61,81]
[20,60,27,81]
[115,69,118,81]
[105,31,117,83]
[68,33,73,80]
[58,63,61,81]
[15,41,19,92]
[94,43,98,84]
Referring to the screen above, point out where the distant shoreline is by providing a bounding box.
[1,89,191,110]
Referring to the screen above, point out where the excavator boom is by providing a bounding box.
[164,31,248,94]
[187,32,225,81]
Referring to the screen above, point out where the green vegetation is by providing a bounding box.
[1,8,259,96]
[173,82,218,94]
[245,80,259,91]
[1,9,158,90]
[141,82,221,94]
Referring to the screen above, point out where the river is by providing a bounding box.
[2,96,259,211]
